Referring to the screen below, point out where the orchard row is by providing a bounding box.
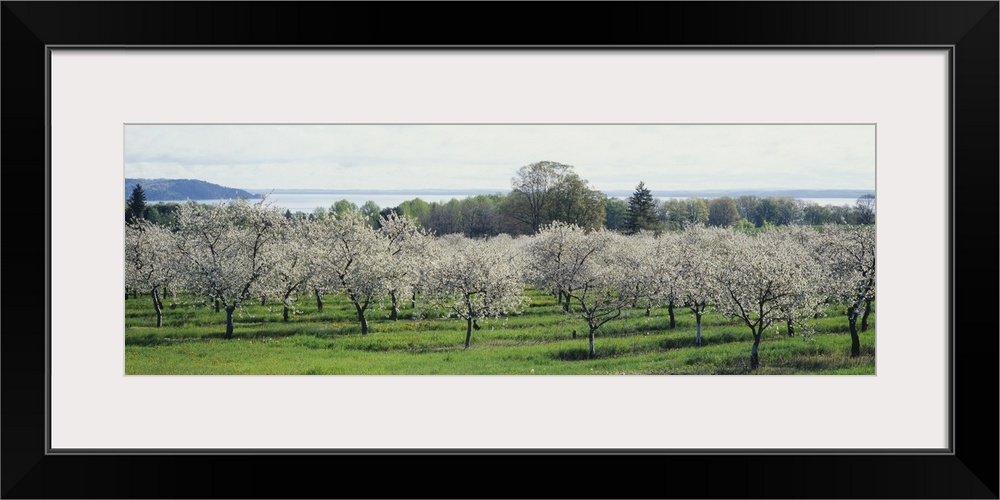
[126,199,874,370]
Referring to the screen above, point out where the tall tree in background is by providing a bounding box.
[506,160,573,234]
[359,200,381,228]
[548,173,607,231]
[684,197,710,226]
[854,194,876,225]
[397,198,430,222]
[623,182,658,234]
[603,197,627,231]
[707,197,739,227]
[126,184,148,223]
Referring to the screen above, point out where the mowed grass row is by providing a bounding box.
[125,288,875,375]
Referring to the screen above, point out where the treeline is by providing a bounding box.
[127,161,875,236]
[125,184,212,227]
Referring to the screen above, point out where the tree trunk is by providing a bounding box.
[668,300,676,329]
[225,306,236,339]
[314,289,323,312]
[152,288,163,328]
[695,312,702,346]
[786,319,795,337]
[861,299,873,332]
[355,303,369,335]
[281,290,298,322]
[465,318,473,349]
[646,306,651,317]
[750,331,761,370]
[411,291,416,309]
[390,291,399,321]
[214,298,220,313]
[557,290,563,305]
[562,291,570,312]
[588,328,597,359]
[261,295,267,306]
[848,310,861,357]
[132,288,138,299]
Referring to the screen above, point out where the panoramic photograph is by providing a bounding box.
[124,124,876,375]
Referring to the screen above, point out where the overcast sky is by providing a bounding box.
[124,124,875,192]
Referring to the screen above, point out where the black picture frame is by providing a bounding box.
[3,2,996,498]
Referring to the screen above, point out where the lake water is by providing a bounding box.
[155,193,864,214]
[796,198,859,207]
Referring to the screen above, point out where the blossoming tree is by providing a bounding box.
[268,217,323,322]
[124,219,180,327]
[172,199,286,338]
[314,212,390,335]
[818,224,876,356]
[425,235,529,348]
[640,231,683,329]
[710,229,825,369]
[676,225,724,346]
[377,212,434,321]
[529,223,639,358]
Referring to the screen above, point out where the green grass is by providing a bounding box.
[125,288,875,375]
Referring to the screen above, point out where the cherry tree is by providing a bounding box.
[408,235,446,313]
[773,225,834,338]
[267,217,323,322]
[314,212,392,334]
[818,224,876,356]
[124,219,179,327]
[425,235,528,348]
[377,212,434,321]
[711,229,825,369]
[644,232,683,329]
[526,220,585,311]
[530,223,639,358]
[616,231,658,315]
[173,199,286,338]
[676,225,724,346]
[311,286,328,312]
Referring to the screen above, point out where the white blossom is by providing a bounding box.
[528,222,637,357]
[124,218,181,327]
[710,227,826,369]
[425,236,528,348]
[172,198,286,338]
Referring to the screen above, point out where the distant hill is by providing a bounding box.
[125,178,261,201]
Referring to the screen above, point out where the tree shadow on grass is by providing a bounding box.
[549,344,631,361]
[656,330,746,351]
[125,328,323,346]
